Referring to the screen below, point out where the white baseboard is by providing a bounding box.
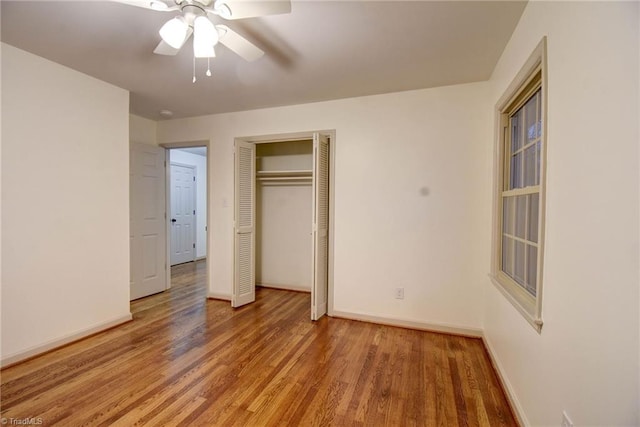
[1,313,133,368]
[257,283,311,293]
[330,310,483,338]
[207,292,231,301]
[195,256,207,262]
[481,334,529,426]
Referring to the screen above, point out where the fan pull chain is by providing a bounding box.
[192,55,196,83]
[206,58,212,77]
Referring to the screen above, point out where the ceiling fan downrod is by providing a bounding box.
[174,0,231,19]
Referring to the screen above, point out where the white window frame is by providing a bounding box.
[490,37,548,333]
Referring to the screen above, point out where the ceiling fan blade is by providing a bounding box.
[153,28,193,55]
[222,0,291,20]
[111,0,178,12]
[217,25,264,61]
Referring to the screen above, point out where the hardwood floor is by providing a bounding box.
[1,260,517,426]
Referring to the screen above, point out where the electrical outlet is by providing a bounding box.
[395,287,404,299]
[561,411,573,427]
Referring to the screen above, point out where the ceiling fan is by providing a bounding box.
[115,0,291,62]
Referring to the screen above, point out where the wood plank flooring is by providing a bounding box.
[1,260,517,426]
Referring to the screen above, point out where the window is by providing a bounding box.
[491,38,546,332]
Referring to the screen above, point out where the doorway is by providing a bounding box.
[169,147,208,268]
[130,142,210,301]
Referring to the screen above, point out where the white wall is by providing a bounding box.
[1,44,131,363]
[157,82,490,332]
[130,114,157,146]
[482,2,640,426]
[0,43,4,360]
[257,185,312,290]
[256,141,313,291]
[170,149,207,259]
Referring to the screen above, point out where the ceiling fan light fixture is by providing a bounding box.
[193,16,219,58]
[159,16,189,49]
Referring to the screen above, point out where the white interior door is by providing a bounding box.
[170,163,196,266]
[130,143,167,300]
[233,141,256,307]
[311,133,329,320]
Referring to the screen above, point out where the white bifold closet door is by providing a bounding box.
[233,141,256,307]
[311,133,329,320]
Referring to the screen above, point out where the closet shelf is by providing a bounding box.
[256,170,312,182]
[257,170,312,177]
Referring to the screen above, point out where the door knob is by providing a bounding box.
[171,219,177,223]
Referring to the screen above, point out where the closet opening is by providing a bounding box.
[256,140,313,293]
[233,131,334,321]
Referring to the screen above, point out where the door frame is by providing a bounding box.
[169,161,197,266]
[160,140,210,292]
[233,130,336,316]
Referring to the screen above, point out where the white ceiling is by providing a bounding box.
[0,1,526,120]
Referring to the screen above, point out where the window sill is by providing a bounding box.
[488,273,543,333]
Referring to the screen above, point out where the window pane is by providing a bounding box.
[527,245,538,297]
[510,152,522,189]
[503,197,514,235]
[536,90,542,139]
[515,195,526,239]
[535,140,541,185]
[525,92,538,142]
[502,236,513,276]
[514,241,525,286]
[524,144,536,187]
[527,193,539,243]
[511,111,522,152]
[526,245,537,297]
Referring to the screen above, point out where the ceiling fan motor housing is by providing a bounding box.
[178,2,208,24]
[175,0,215,7]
